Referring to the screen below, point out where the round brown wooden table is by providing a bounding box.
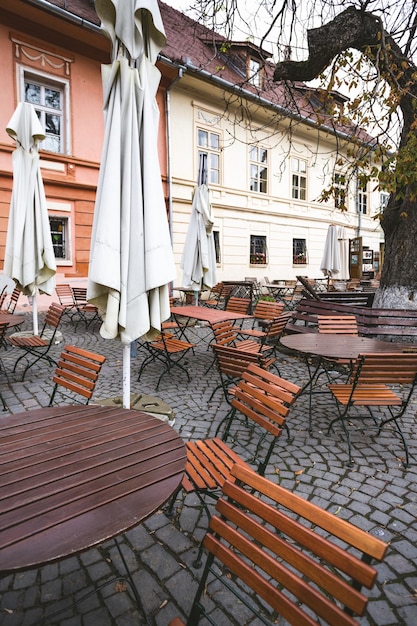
[0,313,25,329]
[0,405,186,573]
[280,333,411,360]
[280,333,412,431]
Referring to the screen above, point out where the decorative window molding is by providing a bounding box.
[11,36,73,76]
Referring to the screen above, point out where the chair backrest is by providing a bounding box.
[225,296,251,314]
[252,299,284,321]
[224,364,300,476]
[5,287,21,313]
[350,352,417,386]
[49,344,106,405]
[0,285,8,310]
[55,284,75,307]
[190,463,388,626]
[262,311,292,342]
[72,286,87,305]
[317,314,359,335]
[212,344,272,382]
[41,303,65,335]
[211,320,238,346]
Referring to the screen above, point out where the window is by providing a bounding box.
[250,235,267,265]
[23,74,66,153]
[293,238,307,265]
[249,146,268,193]
[334,173,347,210]
[380,192,389,211]
[49,217,69,260]
[248,58,261,87]
[291,158,307,200]
[357,179,368,214]
[197,129,220,184]
[213,230,221,264]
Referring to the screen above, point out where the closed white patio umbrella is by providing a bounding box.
[320,223,341,278]
[87,0,175,408]
[181,154,217,304]
[4,102,56,334]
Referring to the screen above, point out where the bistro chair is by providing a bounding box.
[316,313,360,382]
[167,363,300,565]
[7,303,64,381]
[202,282,232,308]
[48,344,106,406]
[327,351,417,467]
[209,343,276,403]
[169,463,388,626]
[237,311,292,365]
[55,283,78,321]
[137,330,195,390]
[71,286,100,328]
[1,286,21,314]
[225,296,251,315]
[205,319,271,373]
[248,298,284,329]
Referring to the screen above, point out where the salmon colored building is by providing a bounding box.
[0,0,174,281]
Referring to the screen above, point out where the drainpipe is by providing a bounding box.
[165,66,185,242]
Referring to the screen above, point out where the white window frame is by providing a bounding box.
[197,128,221,185]
[357,179,369,215]
[48,212,72,265]
[249,58,261,87]
[250,234,268,265]
[291,157,307,200]
[17,65,71,155]
[334,172,347,210]
[249,146,268,193]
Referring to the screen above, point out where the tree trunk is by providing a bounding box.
[273,7,417,309]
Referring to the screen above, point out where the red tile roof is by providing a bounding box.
[35,0,373,143]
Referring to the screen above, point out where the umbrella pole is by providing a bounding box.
[122,344,131,409]
[32,291,39,336]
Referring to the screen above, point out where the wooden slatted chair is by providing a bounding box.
[237,311,292,360]
[225,296,251,314]
[210,319,269,354]
[137,330,195,390]
[209,343,275,403]
[248,298,284,330]
[169,463,388,626]
[7,303,64,381]
[203,282,232,308]
[55,284,77,320]
[1,286,21,313]
[167,364,300,560]
[48,345,106,406]
[327,352,417,467]
[317,314,360,383]
[71,286,100,328]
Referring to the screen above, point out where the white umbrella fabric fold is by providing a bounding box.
[5,102,57,334]
[337,226,350,280]
[87,0,175,408]
[320,224,341,278]
[181,183,217,301]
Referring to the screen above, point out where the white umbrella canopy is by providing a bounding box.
[4,102,57,334]
[337,226,350,280]
[320,224,341,278]
[181,165,217,302]
[87,0,175,407]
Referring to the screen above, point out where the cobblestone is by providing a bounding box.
[1,311,417,624]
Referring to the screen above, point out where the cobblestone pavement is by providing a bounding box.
[1,310,417,626]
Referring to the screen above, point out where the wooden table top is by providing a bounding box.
[171,305,252,323]
[280,333,412,360]
[0,313,24,329]
[0,405,186,573]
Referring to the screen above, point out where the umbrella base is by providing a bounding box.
[93,392,175,425]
